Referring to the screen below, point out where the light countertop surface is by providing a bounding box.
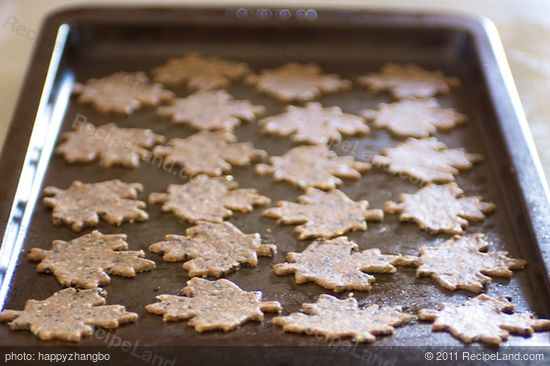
[1,0,549,183]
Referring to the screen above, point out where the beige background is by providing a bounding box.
[1,0,549,181]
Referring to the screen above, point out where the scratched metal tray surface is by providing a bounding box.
[0,6,549,355]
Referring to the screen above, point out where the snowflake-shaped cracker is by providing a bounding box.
[43,180,148,232]
[73,71,174,114]
[145,278,282,332]
[149,175,270,224]
[274,236,417,292]
[28,230,156,288]
[262,188,383,239]
[149,221,276,277]
[256,145,371,190]
[0,288,137,342]
[361,99,466,138]
[419,294,550,345]
[384,183,496,234]
[273,294,410,343]
[246,62,351,102]
[416,234,526,293]
[56,122,165,168]
[151,52,251,90]
[357,63,460,99]
[259,103,369,145]
[157,90,265,131]
[372,137,483,183]
[153,131,266,176]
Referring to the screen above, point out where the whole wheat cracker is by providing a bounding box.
[255,145,371,190]
[0,288,137,342]
[372,137,482,184]
[157,90,265,131]
[273,294,410,343]
[56,122,165,168]
[73,71,174,114]
[246,62,351,102]
[384,183,496,234]
[28,230,156,288]
[274,236,417,292]
[149,221,276,277]
[153,131,266,177]
[416,234,526,293]
[361,99,466,138]
[152,52,250,90]
[146,278,282,332]
[262,188,383,239]
[357,63,460,99]
[419,294,550,345]
[43,180,148,232]
[149,175,270,224]
[260,102,368,145]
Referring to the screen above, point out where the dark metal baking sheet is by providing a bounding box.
[0,5,549,359]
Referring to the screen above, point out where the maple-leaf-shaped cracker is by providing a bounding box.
[262,188,383,239]
[259,103,369,145]
[28,230,156,288]
[357,63,460,99]
[56,122,165,168]
[73,71,174,114]
[153,131,266,176]
[149,175,270,224]
[146,278,282,332]
[246,62,351,102]
[361,99,466,138]
[43,180,148,232]
[256,145,371,190]
[373,137,483,183]
[418,294,550,345]
[149,221,275,277]
[416,234,526,293]
[274,236,416,292]
[0,288,137,342]
[384,183,496,234]
[151,53,250,89]
[273,295,410,343]
[157,90,265,131]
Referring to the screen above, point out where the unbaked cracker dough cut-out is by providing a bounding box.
[157,90,265,131]
[43,180,148,232]
[151,52,251,89]
[372,137,483,183]
[255,145,371,190]
[28,230,156,289]
[153,131,266,176]
[262,188,383,239]
[384,183,496,235]
[418,294,550,345]
[246,62,351,102]
[145,278,282,332]
[361,99,466,138]
[0,288,137,342]
[73,71,174,114]
[357,63,460,99]
[149,175,270,224]
[273,236,417,292]
[273,294,410,343]
[259,102,369,145]
[416,234,526,293]
[149,221,276,277]
[56,122,165,168]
